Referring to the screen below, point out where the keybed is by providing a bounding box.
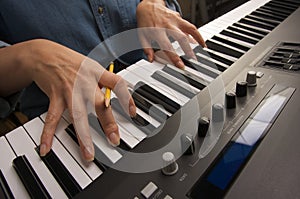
[1,0,299,198]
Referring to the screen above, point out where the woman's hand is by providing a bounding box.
[136,0,206,69]
[0,39,136,161]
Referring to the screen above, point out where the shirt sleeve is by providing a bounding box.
[165,0,182,16]
[0,41,23,119]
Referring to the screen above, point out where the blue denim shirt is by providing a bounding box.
[0,0,181,119]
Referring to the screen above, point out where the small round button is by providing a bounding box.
[236,81,247,97]
[225,91,236,109]
[98,6,104,14]
[198,117,210,137]
[162,152,178,176]
[246,71,257,87]
[212,103,224,122]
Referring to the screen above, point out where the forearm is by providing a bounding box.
[0,42,33,96]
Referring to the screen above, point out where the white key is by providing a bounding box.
[112,109,147,142]
[6,127,68,199]
[61,111,122,164]
[40,113,103,181]
[196,52,230,69]
[118,125,140,149]
[89,125,122,164]
[123,61,188,105]
[0,137,30,199]
[24,117,92,188]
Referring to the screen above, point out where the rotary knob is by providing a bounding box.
[225,91,236,109]
[246,71,257,87]
[161,152,178,176]
[235,81,247,97]
[198,117,210,137]
[212,103,224,122]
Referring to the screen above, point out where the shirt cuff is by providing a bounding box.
[0,41,10,48]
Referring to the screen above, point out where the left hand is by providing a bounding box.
[136,0,206,69]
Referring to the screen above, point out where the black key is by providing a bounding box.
[272,0,300,8]
[87,114,130,151]
[252,10,285,22]
[228,25,264,40]
[220,29,258,45]
[162,64,208,91]
[111,98,158,136]
[35,147,82,198]
[131,91,169,123]
[65,124,108,171]
[193,46,229,71]
[267,1,296,12]
[152,70,196,98]
[180,55,221,78]
[234,22,269,36]
[206,40,244,58]
[257,7,288,19]
[13,155,51,199]
[246,14,280,26]
[239,17,274,31]
[262,5,292,16]
[134,81,180,114]
[0,170,14,199]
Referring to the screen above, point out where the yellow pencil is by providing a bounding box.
[104,62,114,108]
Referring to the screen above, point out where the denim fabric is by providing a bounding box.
[0,0,181,119]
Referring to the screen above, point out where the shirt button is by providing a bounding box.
[98,6,104,14]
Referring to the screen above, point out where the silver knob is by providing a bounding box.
[246,71,257,87]
[162,152,178,176]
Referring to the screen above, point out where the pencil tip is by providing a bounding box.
[105,98,110,108]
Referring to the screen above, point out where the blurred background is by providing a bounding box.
[177,0,248,27]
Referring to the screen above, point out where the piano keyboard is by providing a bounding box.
[1,0,300,198]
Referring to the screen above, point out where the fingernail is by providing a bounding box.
[177,60,185,69]
[129,105,136,117]
[204,43,208,48]
[108,133,120,147]
[40,143,47,157]
[84,146,94,162]
[147,54,153,62]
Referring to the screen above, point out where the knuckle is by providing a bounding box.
[104,122,118,134]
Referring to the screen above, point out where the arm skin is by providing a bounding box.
[0,39,136,161]
[137,0,206,69]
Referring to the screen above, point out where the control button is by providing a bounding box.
[246,71,257,87]
[212,103,224,122]
[181,134,195,155]
[225,91,236,109]
[164,195,173,199]
[256,71,264,78]
[141,182,158,199]
[98,6,104,14]
[198,117,210,137]
[235,81,247,97]
[161,152,178,176]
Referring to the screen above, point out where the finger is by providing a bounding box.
[69,94,95,162]
[138,33,155,62]
[100,72,136,117]
[178,19,207,48]
[168,28,197,60]
[40,97,64,157]
[155,31,185,69]
[94,86,120,146]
